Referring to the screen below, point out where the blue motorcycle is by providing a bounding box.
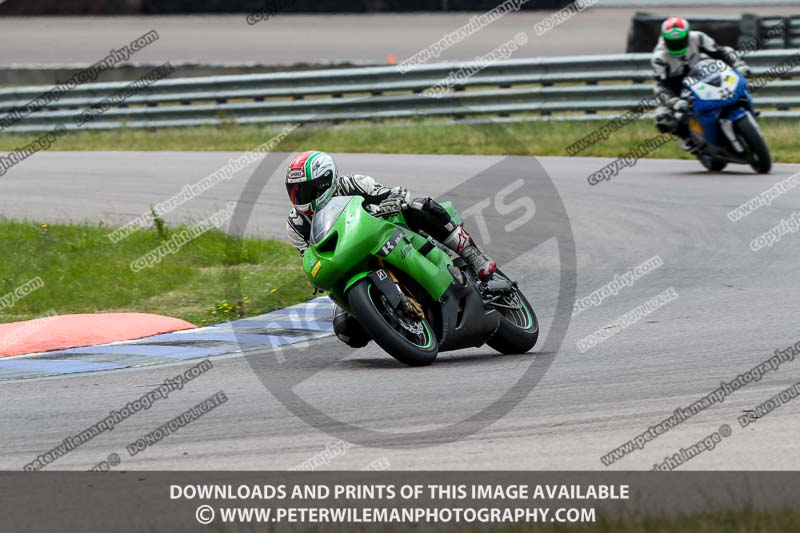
[676,58,771,174]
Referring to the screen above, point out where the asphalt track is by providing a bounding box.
[0,6,796,65]
[2,150,800,470]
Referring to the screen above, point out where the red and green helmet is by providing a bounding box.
[285,150,339,216]
[662,17,690,56]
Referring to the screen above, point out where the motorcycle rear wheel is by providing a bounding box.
[347,278,439,367]
[485,270,539,355]
[698,153,727,172]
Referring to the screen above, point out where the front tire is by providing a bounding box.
[735,115,771,174]
[347,279,438,366]
[485,271,539,355]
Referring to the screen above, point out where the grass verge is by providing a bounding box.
[0,118,799,162]
[0,219,311,326]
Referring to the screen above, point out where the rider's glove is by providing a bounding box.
[738,64,753,78]
[375,189,410,216]
[670,98,690,126]
[673,99,689,113]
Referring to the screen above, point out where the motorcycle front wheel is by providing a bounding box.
[735,116,771,174]
[347,278,439,367]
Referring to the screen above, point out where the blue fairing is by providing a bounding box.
[727,107,748,122]
[694,113,724,146]
[685,69,751,148]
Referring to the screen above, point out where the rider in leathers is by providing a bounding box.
[652,17,752,151]
[285,150,496,348]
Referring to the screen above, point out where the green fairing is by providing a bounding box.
[303,197,455,309]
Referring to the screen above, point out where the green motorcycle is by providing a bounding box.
[303,195,539,366]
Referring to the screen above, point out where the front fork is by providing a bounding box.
[721,108,761,155]
[720,117,745,154]
[369,264,424,322]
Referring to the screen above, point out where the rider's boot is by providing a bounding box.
[333,306,371,348]
[680,137,700,154]
[442,225,496,280]
[676,124,699,154]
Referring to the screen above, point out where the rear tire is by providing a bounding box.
[347,279,438,367]
[698,153,727,172]
[735,115,771,174]
[485,271,539,355]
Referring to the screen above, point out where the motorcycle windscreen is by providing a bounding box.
[310,195,352,244]
[687,67,746,112]
[684,59,727,87]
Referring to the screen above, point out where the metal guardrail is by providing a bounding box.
[2,50,800,133]
[0,60,383,86]
[743,14,800,49]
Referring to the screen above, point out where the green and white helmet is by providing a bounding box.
[285,150,338,216]
[662,17,690,56]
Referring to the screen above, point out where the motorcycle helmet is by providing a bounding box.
[285,150,338,215]
[662,17,690,56]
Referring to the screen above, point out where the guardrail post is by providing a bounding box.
[739,13,761,50]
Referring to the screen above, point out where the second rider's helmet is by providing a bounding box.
[662,17,690,57]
